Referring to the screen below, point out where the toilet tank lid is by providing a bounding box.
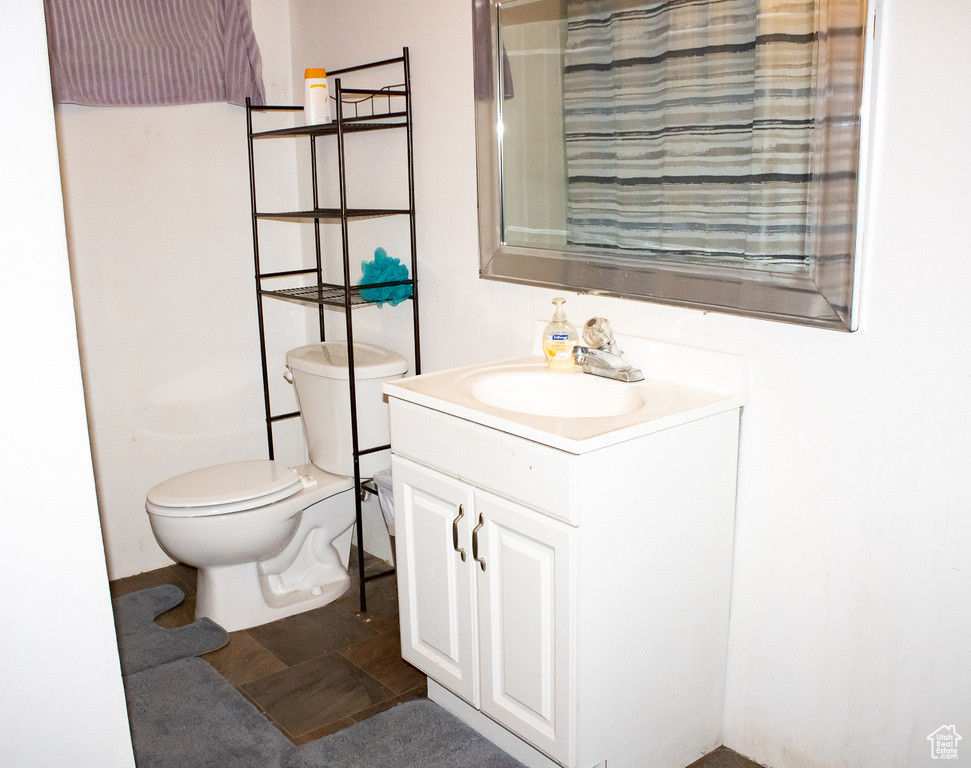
[146,460,302,509]
[286,342,408,380]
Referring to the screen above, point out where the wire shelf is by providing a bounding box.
[259,282,414,310]
[255,208,409,222]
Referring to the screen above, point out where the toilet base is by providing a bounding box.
[194,487,357,632]
[195,559,352,632]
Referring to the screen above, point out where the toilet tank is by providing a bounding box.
[286,342,408,478]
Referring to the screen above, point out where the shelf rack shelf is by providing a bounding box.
[245,48,420,612]
[251,115,407,140]
[259,281,416,310]
[255,208,410,222]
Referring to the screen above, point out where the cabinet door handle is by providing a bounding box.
[452,505,467,562]
[472,513,486,571]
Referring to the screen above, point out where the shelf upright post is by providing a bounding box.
[332,78,368,612]
[309,131,326,341]
[246,97,276,459]
[402,47,422,377]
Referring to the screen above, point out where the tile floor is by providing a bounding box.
[109,551,766,767]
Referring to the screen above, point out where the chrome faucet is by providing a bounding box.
[572,317,644,382]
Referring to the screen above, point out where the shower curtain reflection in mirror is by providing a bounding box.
[500,0,856,268]
[486,0,870,330]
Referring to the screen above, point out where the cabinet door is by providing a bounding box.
[392,456,479,706]
[474,489,575,765]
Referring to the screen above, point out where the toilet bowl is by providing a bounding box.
[145,342,407,632]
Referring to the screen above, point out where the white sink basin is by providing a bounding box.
[384,341,744,453]
[464,368,644,418]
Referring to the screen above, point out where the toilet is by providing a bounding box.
[145,341,407,632]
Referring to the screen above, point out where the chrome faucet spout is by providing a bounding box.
[572,343,645,383]
[572,317,644,382]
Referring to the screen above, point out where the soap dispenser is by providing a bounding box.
[543,297,579,372]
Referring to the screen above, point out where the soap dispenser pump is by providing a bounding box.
[543,297,579,372]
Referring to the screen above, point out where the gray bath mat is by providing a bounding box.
[125,656,290,768]
[112,584,229,674]
[117,589,525,768]
[125,655,525,768]
[286,699,526,768]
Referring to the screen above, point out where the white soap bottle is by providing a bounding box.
[304,68,331,125]
[543,297,579,372]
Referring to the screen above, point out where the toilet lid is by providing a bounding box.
[147,460,303,515]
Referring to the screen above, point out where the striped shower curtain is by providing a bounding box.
[563,0,863,267]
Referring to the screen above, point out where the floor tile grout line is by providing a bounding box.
[238,629,291,675]
[168,568,196,595]
[236,683,296,741]
[335,647,402,697]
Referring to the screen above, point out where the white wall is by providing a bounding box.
[289,1,970,767]
[715,3,971,764]
[55,0,304,578]
[0,3,134,766]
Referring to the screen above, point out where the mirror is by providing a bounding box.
[472,0,875,331]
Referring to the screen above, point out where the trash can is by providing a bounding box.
[372,468,395,536]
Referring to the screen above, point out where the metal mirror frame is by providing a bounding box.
[472,0,879,331]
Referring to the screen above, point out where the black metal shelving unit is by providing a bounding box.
[245,48,421,612]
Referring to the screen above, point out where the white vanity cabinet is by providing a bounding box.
[393,453,575,764]
[387,391,743,768]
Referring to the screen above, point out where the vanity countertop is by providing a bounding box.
[384,337,745,454]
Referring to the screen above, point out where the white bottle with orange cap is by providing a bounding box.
[304,68,331,125]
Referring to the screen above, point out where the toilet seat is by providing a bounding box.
[147,460,303,518]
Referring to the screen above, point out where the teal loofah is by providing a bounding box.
[359,247,413,307]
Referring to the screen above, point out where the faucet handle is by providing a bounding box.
[582,317,615,351]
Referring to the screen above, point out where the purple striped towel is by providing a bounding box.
[45,0,265,107]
